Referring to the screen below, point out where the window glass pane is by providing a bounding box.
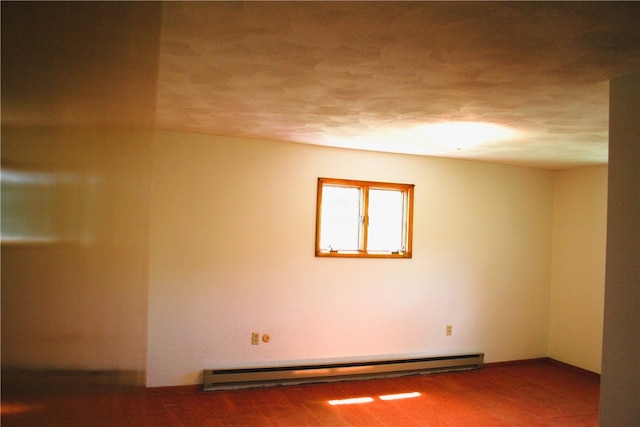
[315,177,413,258]
[319,185,361,251]
[367,189,404,251]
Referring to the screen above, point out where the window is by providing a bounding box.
[315,178,414,258]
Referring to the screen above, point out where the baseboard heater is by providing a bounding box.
[203,353,483,391]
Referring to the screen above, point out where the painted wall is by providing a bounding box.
[599,71,640,426]
[1,1,160,381]
[1,127,153,375]
[548,166,607,373]
[147,130,554,387]
[1,127,610,387]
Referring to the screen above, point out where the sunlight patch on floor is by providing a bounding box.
[329,391,422,405]
[379,391,422,401]
[328,397,375,405]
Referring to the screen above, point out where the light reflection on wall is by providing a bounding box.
[0,127,153,374]
[1,167,101,244]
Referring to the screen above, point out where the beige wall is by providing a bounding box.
[1,127,154,374]
[2,127,610,387]
[548,166,607,373]
[147,130,555,386]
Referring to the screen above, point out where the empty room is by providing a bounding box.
[1,2,638,426]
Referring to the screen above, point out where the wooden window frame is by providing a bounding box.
[315,177,414,258]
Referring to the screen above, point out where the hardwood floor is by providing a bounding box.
[1,359,599,426]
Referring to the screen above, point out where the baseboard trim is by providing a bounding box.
[545,358,601,378]
[484,357,600,379]
[1,368,146,389]
[483,357,548,368]
[145,384,201,395]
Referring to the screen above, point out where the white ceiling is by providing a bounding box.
[3,2,640,170]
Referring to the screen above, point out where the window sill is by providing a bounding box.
[315,250,412,259]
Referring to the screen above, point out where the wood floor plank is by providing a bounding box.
[1,360,599,426]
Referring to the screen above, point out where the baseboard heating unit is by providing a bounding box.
[203,353,484,391]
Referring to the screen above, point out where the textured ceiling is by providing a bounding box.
[156,1,640,169]
[2,2,639,170]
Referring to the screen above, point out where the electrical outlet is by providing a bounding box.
[251,332,260,345]
[446,325,453,336]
